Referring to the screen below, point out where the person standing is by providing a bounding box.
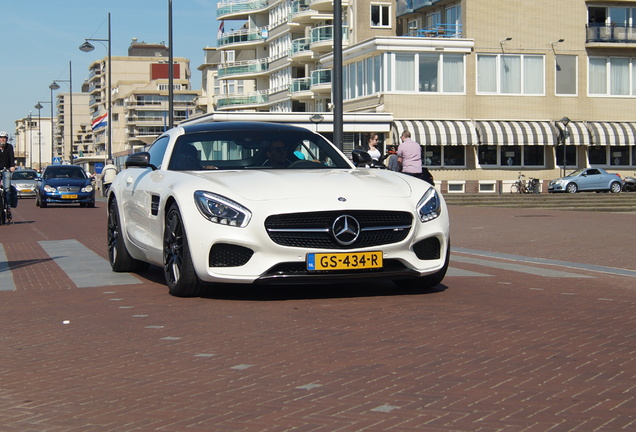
[397,130,435,185]
[100,159,118,197]
[397,130,422,177]
[365,133,382,161]
[0,131,16,210]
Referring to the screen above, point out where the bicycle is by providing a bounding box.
[510,172,541,194]
[0,168,13,225]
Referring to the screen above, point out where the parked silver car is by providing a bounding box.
[548,168,622,193]
[11,169,39,198]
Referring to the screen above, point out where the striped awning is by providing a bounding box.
[475,121,559,146]
[392,120,479,146]
[587,122,636,146]
[555,121,592,146]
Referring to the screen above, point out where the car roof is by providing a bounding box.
[180,121,314,135]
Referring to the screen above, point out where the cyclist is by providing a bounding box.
[0,131,16,222]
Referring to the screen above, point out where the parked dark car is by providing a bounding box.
[547,168,622,193]
[36,165,95,208]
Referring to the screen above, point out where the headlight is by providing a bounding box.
[81,184,94,193]
[194,191,252,227]
[417,187,442,222]
[43,185,56,193]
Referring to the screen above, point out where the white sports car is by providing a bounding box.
[107,122,450,297]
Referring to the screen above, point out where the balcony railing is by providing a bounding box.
[217,0,268,18]
[217,90,270,107]
[586,24,636,43]
[291,37,311,55]
[311,69,331,86]
[310,25,349,44]
[290,0,310,17]
[218,59,269,77]
[406,23,463,38]
[218,26,269,47]
[290,77,311,93]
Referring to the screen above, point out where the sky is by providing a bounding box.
[0,0,236,137]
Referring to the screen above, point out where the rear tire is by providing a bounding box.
[163,203,205,297]
[108,198,148,272]
[610,182,622,193]
[510,184,520,194]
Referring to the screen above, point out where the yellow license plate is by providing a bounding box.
[20,189,32,192]
[307,251,383,271]
[62,194,78,199]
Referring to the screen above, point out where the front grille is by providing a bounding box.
[265,210,413,250]
[209,243,254,267]
[57,186,80,193]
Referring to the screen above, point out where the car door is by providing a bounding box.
[121,136,171,264]
[585,169,604,189]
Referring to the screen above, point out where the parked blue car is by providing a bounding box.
[36,165,95,208]
[548,168,622,194]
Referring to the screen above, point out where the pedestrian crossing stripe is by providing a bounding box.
[0,244,16,291]
[38,239,141,288]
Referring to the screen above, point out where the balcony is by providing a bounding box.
[289,0,315,25]
[310,0,348,14]
[218,59,269,78]
[217,90,270,108]
[218,26,269,48]
[217,0,268,19]
[407,23,463,39]
[310,25,349,52]
[290,77,312,100]
[290,37,313,61]
[586,24,636,45]
[311,69,331,94]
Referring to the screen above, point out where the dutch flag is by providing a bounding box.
[92,113,108,131]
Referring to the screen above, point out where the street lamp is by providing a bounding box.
[168,0,174,128]
[80,12,112,160]
[50,61,73,164]
[559,116,571,177]
[34,103,45,170]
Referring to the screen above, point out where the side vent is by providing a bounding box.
[151,195,160,216]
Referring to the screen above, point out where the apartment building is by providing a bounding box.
[210,0,636,192]
[13,116,52,170]
[87,39,200,158]
[53,82,91,164]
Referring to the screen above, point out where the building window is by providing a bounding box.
[556,55,577,95]
[423,146,465,167]
[478,145,545,167]
[589,56,636,96]
[388,53,464,94]
[371,4,391,27]
[477,54,545,95]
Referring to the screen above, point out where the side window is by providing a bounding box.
[147,136,170,169]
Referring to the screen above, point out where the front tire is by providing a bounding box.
[566,183,578,194]
[108,198,148,272]
[394,243,450,291]
[510,184,520,194]
[163,203,204,297]
[610,182,622,193]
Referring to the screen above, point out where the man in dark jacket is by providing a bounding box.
[0,131,16,211]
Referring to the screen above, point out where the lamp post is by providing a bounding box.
[80,12,112,160]
[34,103,44,170]
[50,61,73,164]
[27,113,33,168]
[168,0,174,128]
[559,116,571,177]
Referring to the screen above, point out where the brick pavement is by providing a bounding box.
[0,198,635,431]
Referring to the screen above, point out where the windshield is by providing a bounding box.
[43,167,87,180]
[566,169,586,177]
[167,129,351,171]
[12,171,37,180]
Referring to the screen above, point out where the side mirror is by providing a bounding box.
[125,152,157,170]
[351,149,373,167]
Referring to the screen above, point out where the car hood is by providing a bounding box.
[44,178,90,187]
[188,169,418,201]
